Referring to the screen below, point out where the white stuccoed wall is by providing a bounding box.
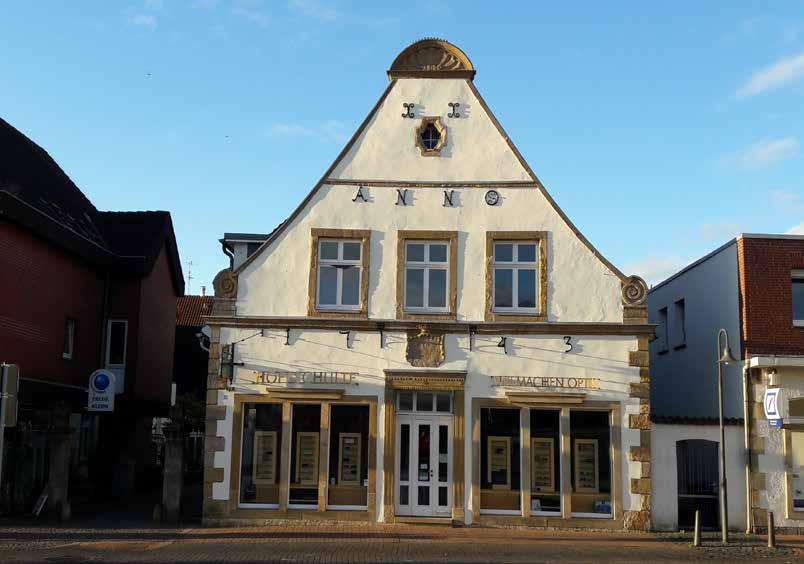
[757,366,804,528]
[651,423,747,531]
[215,75,642,522]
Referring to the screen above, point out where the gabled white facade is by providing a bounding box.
[204,39,652,530]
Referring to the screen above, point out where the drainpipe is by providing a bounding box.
[743,362,752,534]
[221,241,234,270]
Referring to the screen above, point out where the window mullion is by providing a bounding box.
[423,266,430,309]
[336,267,343,307]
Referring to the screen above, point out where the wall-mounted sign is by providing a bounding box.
[764,388,782,429]
[490,376,599,390]
[88,369,116,412]
[254,371,359,386]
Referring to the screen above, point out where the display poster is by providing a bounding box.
[252,431,277,485]
[338,433,362,485]
[296,432,319,485]
[574,439,599,493]
[531,438,555,493]
[488,436,511,489]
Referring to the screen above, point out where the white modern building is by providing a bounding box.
[202,39,653,530]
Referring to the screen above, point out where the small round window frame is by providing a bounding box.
[415,116,447,157]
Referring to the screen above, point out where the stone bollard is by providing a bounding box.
[768,511,776,549]
[161,420,184,524]
[47,404,72,521]
[693,510,701,547]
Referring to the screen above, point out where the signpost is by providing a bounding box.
[88,369,116,412]
[764,388,782,429]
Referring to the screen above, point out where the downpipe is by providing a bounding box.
[743,363,752,534]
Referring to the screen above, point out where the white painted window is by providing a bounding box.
[404,241,449,313]
[317,239,362,311]
[492,242,538,313]
[105,319,127,367]
[793,270,804,327]
[62,318,75,360]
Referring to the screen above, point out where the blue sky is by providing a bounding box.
[2,1,803,291]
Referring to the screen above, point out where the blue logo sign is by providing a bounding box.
[92,372,110,392]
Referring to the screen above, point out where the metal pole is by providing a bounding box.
[768,511,776,548]
[717,330,729,544]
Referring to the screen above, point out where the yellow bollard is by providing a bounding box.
[693,510,701,547]
[768,511,776,549]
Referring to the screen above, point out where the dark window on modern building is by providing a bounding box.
[672,299,686,348]
[793,271,804,326]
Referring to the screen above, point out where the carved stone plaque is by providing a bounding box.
[406,329,445,368]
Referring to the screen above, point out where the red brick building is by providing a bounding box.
[0,118,184,515]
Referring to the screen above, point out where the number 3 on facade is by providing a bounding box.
[564,336,573,353]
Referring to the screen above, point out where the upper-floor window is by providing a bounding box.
[657,307,669,353]
[485,232,546,321]
[793,270,804,327]
[396,231,457,319]
[672,299,686,348]
[308,229,370,317]
[404,241,449,313]
[105,319,127,367]
[62,318,75,360]
[317,239,362,311]
[493,242,538,313]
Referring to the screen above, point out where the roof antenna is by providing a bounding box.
[187,260,193,294]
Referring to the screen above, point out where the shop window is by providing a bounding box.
[530,409,561,514]
[793,270,804,326]
[62,318,75,360]
[397,391,452,413]
[290,404,321,507]
[492,242,538,313]
[791,429,804,513]
[328,405,369,509]
[480,408,521,512]
[317,239,362,311]
[404,241,449,312]
[240,403,282,506]
[570,410,611,517]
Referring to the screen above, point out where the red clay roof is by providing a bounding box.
[177,295,214,327]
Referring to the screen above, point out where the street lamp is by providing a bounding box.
[716,328,736,544]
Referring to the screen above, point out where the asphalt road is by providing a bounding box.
[0,522,802,563]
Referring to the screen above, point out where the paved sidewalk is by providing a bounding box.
[0,521,802,562]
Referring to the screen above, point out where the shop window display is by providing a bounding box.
[480,408,520,511]
[290,404,321,507]
[240,403,283,506]
[530,409,561,514]
[570,410,611,516]
[328,405,370,508]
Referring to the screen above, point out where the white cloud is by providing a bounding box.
[127,13,157,31]
[232,3,270,28]
[269,120,348,144]
[724,137,799,170]
[770,189,804,214]
[290,0,338,21]
[736,50,804,97]
[787,222,804,235]
[623,255,691,287]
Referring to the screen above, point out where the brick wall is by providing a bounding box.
[737,237,804,356]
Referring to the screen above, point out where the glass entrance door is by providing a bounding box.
[396,414,451,517]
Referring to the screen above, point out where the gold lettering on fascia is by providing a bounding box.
[489,376,599,390]
[253,371,359,386]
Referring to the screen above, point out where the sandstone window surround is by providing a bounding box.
[415,116,447,157]
[485,232,547,322]
[308,229,371,319]
[396,231,458,321]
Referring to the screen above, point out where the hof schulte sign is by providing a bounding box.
[252,371,359,386]
[490,376,599,390]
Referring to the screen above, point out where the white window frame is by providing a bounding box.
[105,319,128,368]
[316,239,362,312]
[62,318,75,360]
[396,391,453,414]
[491,241,539,314]
[403,240,450,313]
[793,270,804,327]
